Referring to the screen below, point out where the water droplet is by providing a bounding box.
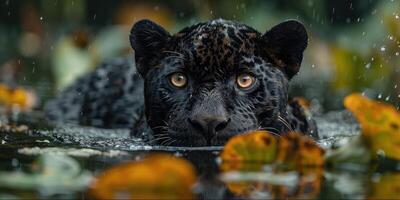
[396,14,399,19]
[378,94,382,99]
[380,46,386,51]
[396,52,399,56]
[311,64,315,68]
[365,63,371,69]
[386,96,390,101]
[40,16,43,21]
[11,158,19,167]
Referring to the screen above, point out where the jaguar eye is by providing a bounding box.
[170,73,188,88]
[236,74,255,89]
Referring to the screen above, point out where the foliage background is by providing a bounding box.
[0,0,399,111]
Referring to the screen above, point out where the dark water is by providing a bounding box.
[0,110,399,199]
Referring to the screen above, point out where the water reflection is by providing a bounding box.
[0,114,399,199]
[220,163,323,199]
[367,172,400,199]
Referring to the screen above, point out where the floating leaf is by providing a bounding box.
[220,131,277,172]
[368,173,400,199]
[344,93,400,160]
[89,153,197,200]
[220,131,324,171]
[277,133,325,169]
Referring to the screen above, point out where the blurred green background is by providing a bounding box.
[0,0,399,111]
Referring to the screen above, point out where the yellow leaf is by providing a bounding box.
[220,131,324,198]
[277,132,325,169]
[0,84,36,110]
[368,173,400,200]
[344,93,400,160]
[89,153,197,200]
[220,131,324,171]
[220,131,278,164]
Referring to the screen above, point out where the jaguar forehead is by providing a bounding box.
[171,19,261,77]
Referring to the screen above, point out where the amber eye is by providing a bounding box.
[236,74,255,89]
[170,73,188,88]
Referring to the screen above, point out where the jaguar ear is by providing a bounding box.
[261,20,308,79]
[130,19,171,76]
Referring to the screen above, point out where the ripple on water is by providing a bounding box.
[32,110,360,151]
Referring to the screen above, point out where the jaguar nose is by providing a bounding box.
[189,116,230,145]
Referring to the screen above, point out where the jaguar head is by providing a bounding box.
[130,19,308,146]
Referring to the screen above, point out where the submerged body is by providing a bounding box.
[45,19,318,146]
